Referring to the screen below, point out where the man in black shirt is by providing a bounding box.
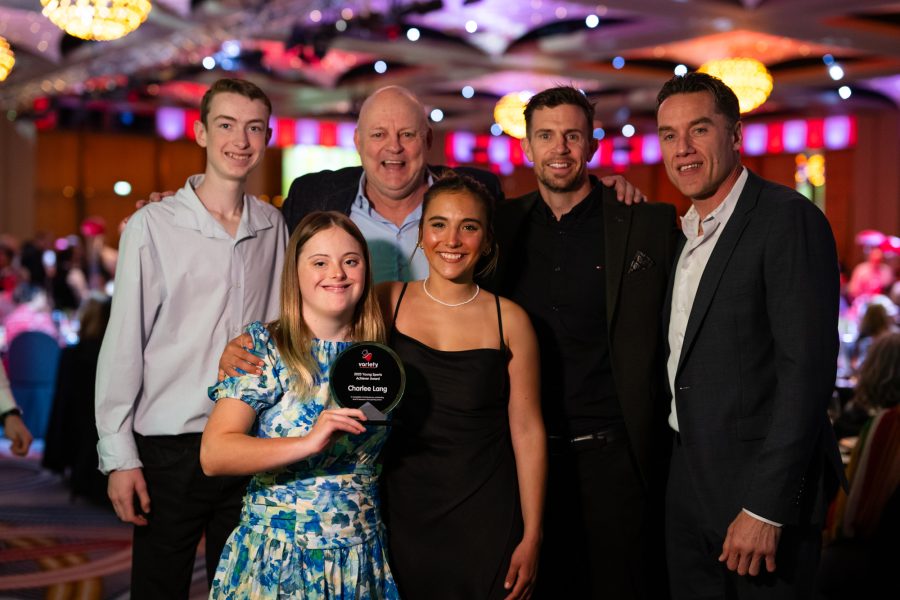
[489,87,678,599]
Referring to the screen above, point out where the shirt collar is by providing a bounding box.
[534,175,603,225]
[680,167,747,242]
[172,174,274,240]
[353,168,436,213]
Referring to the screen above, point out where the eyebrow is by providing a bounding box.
[427,215,483,224]
[533,128,583,136]
[212,115,267,125]
[658,117,714,133]
[368,126,418,133]
[307,252,363,259]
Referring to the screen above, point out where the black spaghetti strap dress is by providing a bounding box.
[381,283,523,600]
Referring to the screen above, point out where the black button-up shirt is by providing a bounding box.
[507,184,621,437]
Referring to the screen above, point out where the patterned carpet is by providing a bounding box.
[0,442,209,600]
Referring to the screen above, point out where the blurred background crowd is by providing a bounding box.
[0,216,116,503]
[2,219,898,497]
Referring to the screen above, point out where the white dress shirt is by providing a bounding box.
[349,172,432,283]
[95,175,286,474]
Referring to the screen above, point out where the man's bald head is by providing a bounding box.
[358,86,429,130]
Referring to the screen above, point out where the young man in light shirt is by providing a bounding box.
[95,78,286,599]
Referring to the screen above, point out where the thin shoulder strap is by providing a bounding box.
[391,282,410,326]
[494,293,506,352]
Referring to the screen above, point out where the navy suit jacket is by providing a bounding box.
[663,169,845,533]
[280,165,503,233]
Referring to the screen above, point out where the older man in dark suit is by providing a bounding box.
[657,72,845,599]
[488,86,678,600]
[281,86,499,283]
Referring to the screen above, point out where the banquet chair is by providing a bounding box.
[7,331,61,440]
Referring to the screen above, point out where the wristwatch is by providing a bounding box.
[0,408,23,425]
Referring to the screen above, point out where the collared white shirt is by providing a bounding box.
[667,167,748,432]
[95,175,286,474]
[348,172,432,283]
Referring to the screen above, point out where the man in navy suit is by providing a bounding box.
[657,72,845,599]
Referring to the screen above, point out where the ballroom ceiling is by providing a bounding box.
[1,0,899,134]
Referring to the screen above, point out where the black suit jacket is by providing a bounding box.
[281,165,503,233]
[486,182,678,487]
[663,170,845,533]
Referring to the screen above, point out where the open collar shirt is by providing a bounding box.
[349,171,434,283]
[95,174,286,473]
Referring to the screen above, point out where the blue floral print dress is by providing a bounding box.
[207,321,399,600]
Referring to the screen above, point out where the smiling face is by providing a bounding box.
[522,103,598,197]
[354,87,433,205]
[420,190,490,284]
[195,91,271,183]
[297,226,366,327]
[657,91,743,204]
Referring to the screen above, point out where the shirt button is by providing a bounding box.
[553,266,561,272]
[552,306,559,312]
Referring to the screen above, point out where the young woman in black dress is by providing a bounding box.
[378,174,546,600]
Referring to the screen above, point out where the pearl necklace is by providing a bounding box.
[422,278,480,307]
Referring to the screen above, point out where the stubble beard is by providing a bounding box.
[536,165,587,194]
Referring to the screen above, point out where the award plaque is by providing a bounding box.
[329,342,405,425]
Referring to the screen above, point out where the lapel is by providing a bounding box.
[489,192,538,294]
[676,170,763,375]
[603,192,631,328]
[333,166,364,212]
[663,234,688,340]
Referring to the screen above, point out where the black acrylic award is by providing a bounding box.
[329,343,405,425]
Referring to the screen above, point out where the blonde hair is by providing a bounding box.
[269,211,385,395]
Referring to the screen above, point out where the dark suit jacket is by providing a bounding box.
[663,170,845,533]
[281,165,503,233]
[486,182,679,488]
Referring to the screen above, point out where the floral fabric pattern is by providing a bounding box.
[208,321,398,599]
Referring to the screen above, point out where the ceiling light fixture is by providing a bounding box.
[0,37,14,82]
[493,91,533,139]
[40,0,152,41]
[699,57,773,113]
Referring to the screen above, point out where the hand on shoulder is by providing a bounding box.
[600,175,648,205]
[120,190,175,231]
